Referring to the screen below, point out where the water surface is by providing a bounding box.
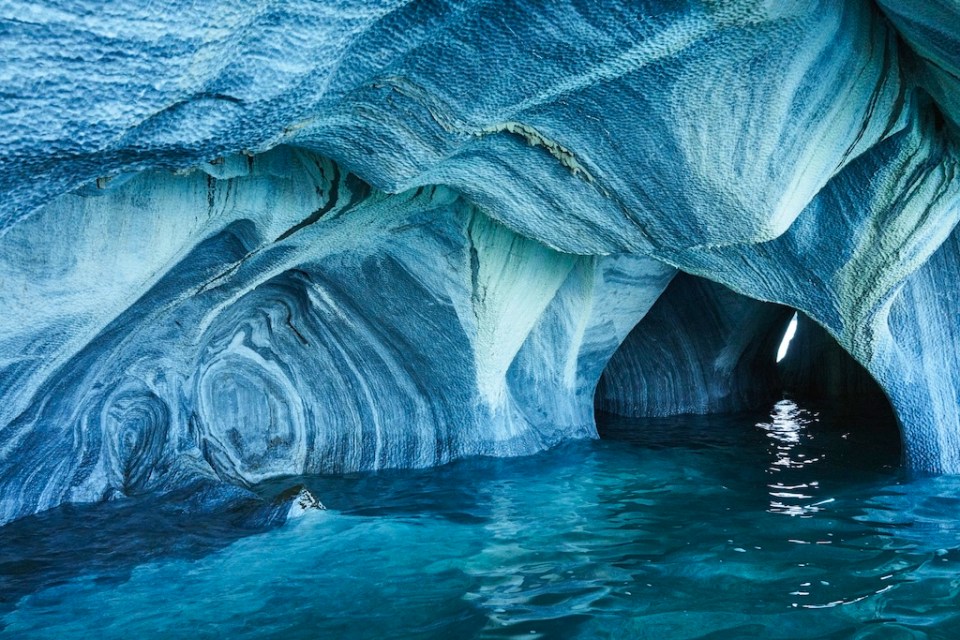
[3,400,959,639]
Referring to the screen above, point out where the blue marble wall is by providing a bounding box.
[1,0,959,521]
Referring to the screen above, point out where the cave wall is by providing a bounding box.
[0,146,675,524]
[1,0,960,520]
[875,229,960,473]
[665,103,960,471]
[877,0,960,134]
[2,0,906,254]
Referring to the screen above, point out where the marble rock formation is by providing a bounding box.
[0,0,959,523]
[0,147,674,524]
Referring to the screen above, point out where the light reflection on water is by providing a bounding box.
[3,399,960,639]
[759,399,832,517]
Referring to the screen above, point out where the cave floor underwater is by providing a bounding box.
[3,399,960,639]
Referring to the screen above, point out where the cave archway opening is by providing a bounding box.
[593,272,901,472]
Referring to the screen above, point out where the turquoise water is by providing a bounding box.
[3,399,960,639]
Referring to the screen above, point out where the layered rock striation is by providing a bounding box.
[1,0,959,523]
[0,147,675,523]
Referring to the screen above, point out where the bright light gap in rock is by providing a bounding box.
[777,312,799,363]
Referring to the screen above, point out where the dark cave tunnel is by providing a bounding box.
[594,272,902,468]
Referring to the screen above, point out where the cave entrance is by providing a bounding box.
[593,272,901,471]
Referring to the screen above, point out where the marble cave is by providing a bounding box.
[2,1,960,637]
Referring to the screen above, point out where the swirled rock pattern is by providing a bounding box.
[1,0,960,520]
[664,104,960,471]
[0,0,907,251]
[878,0,960,132]
[0,147,674,524]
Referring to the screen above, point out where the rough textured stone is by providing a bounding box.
[878,0,960,133]
[664,104,960,471]
[1,0,959,522]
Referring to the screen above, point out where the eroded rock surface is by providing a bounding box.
[1,0,959,522]
[0,147,674,523]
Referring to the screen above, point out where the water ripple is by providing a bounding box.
[2,401,957,639]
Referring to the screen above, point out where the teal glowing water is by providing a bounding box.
[3,400,959,639]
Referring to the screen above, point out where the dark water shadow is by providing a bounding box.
[0,482,301,618]
[597,398,903,480]
[0,446,587,617]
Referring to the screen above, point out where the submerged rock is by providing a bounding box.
[265,486,327,523]
[0,0,959,521]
